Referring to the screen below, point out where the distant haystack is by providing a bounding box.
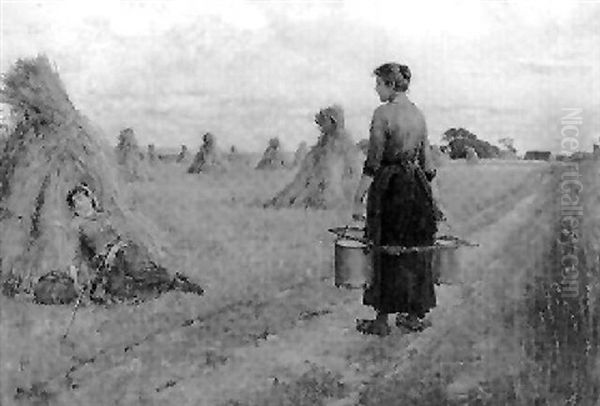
[465,146,479,164]
[266,105,362,209]
[176,144,189,163]
[227,144,239,162]
[256,137,287,170]
[116,128,147,181]
[292,141,308,167]
[147,144,157,164]
[524,150,552,161]
[187,132,224,173]
[0,56,177,296]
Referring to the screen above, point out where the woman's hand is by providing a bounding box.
[352,196,366,222]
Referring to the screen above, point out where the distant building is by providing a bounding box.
[523,150,552,161]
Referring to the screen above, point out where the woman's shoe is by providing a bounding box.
[395,313,432,332]
[356,319,391,336]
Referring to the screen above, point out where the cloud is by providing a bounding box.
[2,0,599,152]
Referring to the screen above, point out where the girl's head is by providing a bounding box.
[373,63,411,102]
[66,183,98,217]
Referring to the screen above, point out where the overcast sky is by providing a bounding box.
[2,0,599,152]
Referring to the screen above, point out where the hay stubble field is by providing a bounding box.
[1,158,599,405]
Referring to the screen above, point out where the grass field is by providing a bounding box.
[2,158,597,405]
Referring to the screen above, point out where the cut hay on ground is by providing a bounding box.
[115,127,148,181]
[0,55,181,296]
[266,105,363,209]
[187,133,225,173]
[256,137,287,170]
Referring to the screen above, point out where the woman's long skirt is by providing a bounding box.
[363,162,437,316]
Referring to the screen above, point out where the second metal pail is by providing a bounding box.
[334,238,373,289]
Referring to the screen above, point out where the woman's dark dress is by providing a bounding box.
[362,102,437,317]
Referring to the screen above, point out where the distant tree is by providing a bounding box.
[443,127,500,159]
[442,127,477,143]
[498,137,516,153]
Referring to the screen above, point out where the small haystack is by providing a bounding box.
[255,137,287,170]
[292,141,308,167]
[0,56,202,302]
[147,144,157,164]
[266,105,362,209]
[176,144,189,163]
[465,146,479,164]
[187,132,224,173]
[115,128,147,181]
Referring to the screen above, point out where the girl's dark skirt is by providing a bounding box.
[363,161,437,316]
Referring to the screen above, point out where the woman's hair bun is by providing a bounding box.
[374,63,411,92]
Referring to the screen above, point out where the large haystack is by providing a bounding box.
[115,127,147,181]
[255,137,287,170]
[292,141,308,167]
[187,132,224,173]
[266,105,362,209]
[0,56,202,301]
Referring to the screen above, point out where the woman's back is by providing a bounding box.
[378,99,427,159]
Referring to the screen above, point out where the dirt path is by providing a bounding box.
[355,161,600,405]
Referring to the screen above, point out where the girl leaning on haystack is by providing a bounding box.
[66,183,203,304]
[352,63,442,336]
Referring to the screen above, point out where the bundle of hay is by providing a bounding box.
[465,146,479,164]
[176,144,189,163]
[255,137,287,170]
[146,144,157,164]
[0,56,194,300]
[292,141,308,167]
[115,128,147,181]
[266,105,362,209]
[187,132,225,173]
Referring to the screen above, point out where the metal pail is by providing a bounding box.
[334,238,373,289]
[431,241,460,284]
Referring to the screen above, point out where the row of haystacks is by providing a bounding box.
[0,56,176,296]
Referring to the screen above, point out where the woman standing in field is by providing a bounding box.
[352,63,439,336]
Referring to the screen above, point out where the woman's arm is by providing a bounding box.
[353,107,386,218]
[419,121,437,181]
